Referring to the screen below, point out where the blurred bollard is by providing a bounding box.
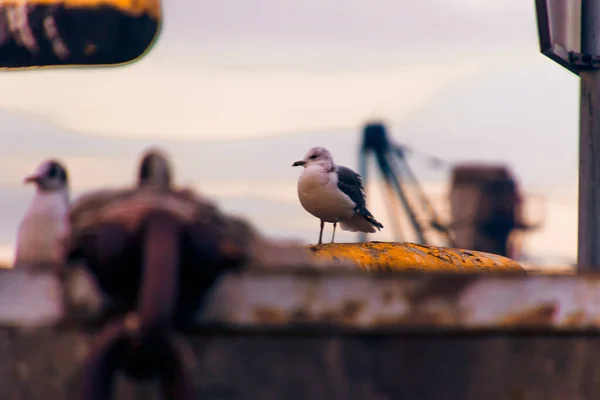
[308,242,525,272]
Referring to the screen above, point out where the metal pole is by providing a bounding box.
[578,0,600,270]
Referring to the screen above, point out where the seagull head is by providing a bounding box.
[24,159,69,193]
[292,146,334,169]
[137,147,173,188]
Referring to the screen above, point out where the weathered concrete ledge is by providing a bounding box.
[308,242,525,272]
[0,267,593,329]
[0,268,598,399]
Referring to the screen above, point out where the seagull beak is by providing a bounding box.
[23,175,40,184]
[292,160,306,167]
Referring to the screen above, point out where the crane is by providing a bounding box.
[357,121,543,259]
[357,121,455,246]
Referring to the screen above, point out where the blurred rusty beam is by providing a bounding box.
[3,327,600,400]
[1,267,599,331]
[2,266,600,399]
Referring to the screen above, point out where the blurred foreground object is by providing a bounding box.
[64,148,343,399]
[0,0,161,68]
[14,159,70,269]
[0,267,596,398]
[309,242,525,272]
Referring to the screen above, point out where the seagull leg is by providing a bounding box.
[318,220,324,245]
[331,222,337,243]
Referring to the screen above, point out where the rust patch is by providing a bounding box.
[308,245,320,253]
[409,310,457,325]
[374,310,454,326]
[339,300,364,321]
[381,290,394,305]
[373,315,412,326]
[307,242,524,272]
[501,303,558,326]
[563,310,587,325]
[318,311,338,321]
[291,308,312,322]
[253,307,288,323]
[405,275,481,305]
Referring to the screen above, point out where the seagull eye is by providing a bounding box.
[47,165,57,178]
[309,154,318,160]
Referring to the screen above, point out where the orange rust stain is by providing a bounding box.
[293,302,366,324]
[500,303,557,326]
[373,315,412,326]
[339,301,364,321]
[373,311,455,326]
[563,310,587,325]
[318,311,338,321]
[2,0,162,19]
[308,242,525,272]
[253,307,288,323]
[381,290,394,305]
[290,308,312,322]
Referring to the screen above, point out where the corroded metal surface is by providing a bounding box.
[4,267,600,330]
[308,242,525,272]
[3,328,600,400]
[199,270,599,328]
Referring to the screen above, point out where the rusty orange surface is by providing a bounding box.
[308,242,525,272]
[1,0,161,19]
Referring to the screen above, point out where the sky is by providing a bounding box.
[0,0,582,266]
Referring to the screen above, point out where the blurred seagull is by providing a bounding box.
[292,146,383,244]
[14,159,70,267]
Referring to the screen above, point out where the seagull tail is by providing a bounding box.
[363,212,384,230]
[340,209,384,233]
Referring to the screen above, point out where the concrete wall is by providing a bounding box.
[0,268,598,399]
[2,327,600,400]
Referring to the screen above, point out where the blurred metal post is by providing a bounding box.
[578,0,600,270]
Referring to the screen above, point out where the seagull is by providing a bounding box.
[292,146,383,244]
[14,159,70,267]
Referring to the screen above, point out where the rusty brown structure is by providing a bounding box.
[449,163,541,259]
[0,267,599,399]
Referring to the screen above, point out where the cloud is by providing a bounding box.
[158,0,538,63]
[0,60,485,140]
[0,155,138,189]
[433,0,528,15]
[0,0,551,143]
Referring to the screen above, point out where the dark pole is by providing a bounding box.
[578,0,600,270]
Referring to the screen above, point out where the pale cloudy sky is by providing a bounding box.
[0,0,581,266]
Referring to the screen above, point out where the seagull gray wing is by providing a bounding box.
[336,165,384,230]
[336,166,367,210]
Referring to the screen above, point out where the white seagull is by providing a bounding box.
[14,159,70,267]
[292,146,383,244]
